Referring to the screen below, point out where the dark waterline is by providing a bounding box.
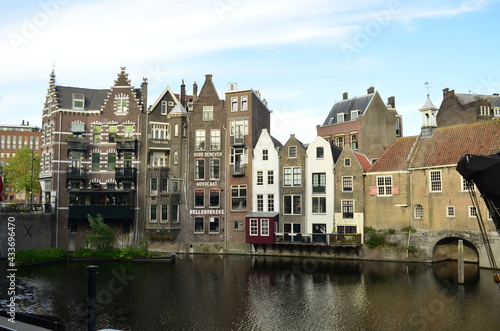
[1,256,500,331]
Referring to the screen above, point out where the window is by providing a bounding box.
[351,134,358,150]
[312,173,326,193]
[231,185,247,211]
[93,125,101,143]
[250,219,258,236]
[447,206,455,218]
[161,101,167,115]
[172,205,179,222]
[462,177,475,192]
[115,94,129,113]
[161,205,168,223]
[267,194,274,212]
[429,170,442,192]
[494,108,500,118]
[335,135,344,148]
[150,204,157,223]
[92,153,100,171]
[161,177,168,192]
[107,153,116,171]
[283,167,302,187]
[289,146,297,158]
[195,130,205,151]
[124,125,134,138]
[151,151,167,167]
[414,205,423,219]
[234,221,244,230]
[267,170,274,185]
[72,93,85,110]
[257,171,263,185]
[203,106,214,121]
[257,194,264,212]
[376,176,392,196]
[261,219,269,236]
[316,147,324,159]
[284,195,301,215]
[262,149,268,160]
[231,97,238,111]
[150,178,158,196]
[342,200,354,218]
[469,206,477,218]
[151,124,169,140]
[195,159,205,180]
[210,159,220,180]
[342,176,353,192]
[230,148,245,165]
[209,217,219,233]
[173,151,179,165]
[210,189,220,208]
[194,217,204,233]
[230,119,248,136]
[174,124,179,137]
[71,123,85,133]
[351,110,359,121]
[195,190,204,207]
[210,130,220,150]
[312,197,326,214]
[108,125,117,142]
[171,180,179,193]
[337,113,345,123]
[344,158,351,167]
[241,96,248,111]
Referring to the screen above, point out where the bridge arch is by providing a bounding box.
[432,236,479,263]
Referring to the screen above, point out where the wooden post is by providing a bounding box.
[458,240,464,284]
[87,265,98,331]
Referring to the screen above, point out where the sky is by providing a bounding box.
[1,0,499,144]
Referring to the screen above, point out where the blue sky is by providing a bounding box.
[1,0,499,144]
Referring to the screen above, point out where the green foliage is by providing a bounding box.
[72,241,157,259]
[388,228,396,235]
[364,227,397,248]
[85,214,116,252]
[407,245,417,253]
[3,145,41,202]
[16,248,67,263]
[401,225,417,233]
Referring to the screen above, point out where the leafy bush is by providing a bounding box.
[401,225,417,233]
[16,248,67,263]
[85,214,115,252]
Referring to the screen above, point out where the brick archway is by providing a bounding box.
[432,237,479,263]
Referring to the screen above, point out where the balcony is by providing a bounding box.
[66,167,87,180]
[69,205,134,219]
[67,137,89,155]
[230,135,245,146]
[230,164,245,176]
[328,233,362,247]
[68,190,134,220]
[116,138,137,153]
[115,167,137,182]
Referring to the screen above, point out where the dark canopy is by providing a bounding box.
[457,153,500,231]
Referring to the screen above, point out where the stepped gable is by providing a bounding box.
[368,136,418,172]
[409,119,500,168]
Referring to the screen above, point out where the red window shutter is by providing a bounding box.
[392,186,400,195]
[369,186,377,195]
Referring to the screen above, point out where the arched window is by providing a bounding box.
[414,204,423,219]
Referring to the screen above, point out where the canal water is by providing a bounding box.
[1,255,500,331]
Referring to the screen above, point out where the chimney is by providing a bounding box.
[141,77,148,112]
[193,81,198,102]
[343,92,348,100]
[388,96,395,108]
[367,86,375,94]
[443,88,449,98]
[180,79,186,108]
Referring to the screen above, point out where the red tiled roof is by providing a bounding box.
[367,136,418,172]
[353,152,372,171]
[409,120,500,168]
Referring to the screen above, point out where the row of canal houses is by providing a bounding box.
[39,67,500,262]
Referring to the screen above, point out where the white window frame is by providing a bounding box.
[150,177,158,196]
[149,204,157,223]
[414,204,423,219]
[210,129,221,150]
[312,196,326,214]
[283,194,301,215]
[250,219,258,236]
[469,206,477,218]
[288,146,297,158]
[429,170,442,192]
[342,200,354,219]
[342,176,353,192]
[351,110,359,121]
[337,113,345,123]
[261,219,269,236]
[376,176,392,196]
[241,96,248,111]
[231,97,238,112]
[446,206,455,218]
[195,129,206,151]
[161,101,167,115]
[203,106,214,121]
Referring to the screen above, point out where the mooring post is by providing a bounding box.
[87,265,98,331]
[458,240,465,284]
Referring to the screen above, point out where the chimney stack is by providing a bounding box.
[367,86,375,94]
[443,88,450,98]
[193,81,198,102]
[180,79,186,108]
[388,96,395,108]
[343,92,348,100]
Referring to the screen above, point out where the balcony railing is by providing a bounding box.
[115,167,137,181]
[230,164,245,176]
[0,203,50,214]
[230,135,245,146]
[273,233,362,247]
[66,167,87,180]
[69,205,134,219]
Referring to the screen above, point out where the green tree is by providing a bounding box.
[85,214,116,252]
[4,145,41,202]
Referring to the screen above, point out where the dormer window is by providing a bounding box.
[494,108,500,118]
[337,113,345,123]
[328,117,334,125]
[351,110,359,121]
[72,93,84,110]
[161,101,167,115]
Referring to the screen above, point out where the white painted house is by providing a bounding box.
[305,136,335,235]
[252,129,282,213]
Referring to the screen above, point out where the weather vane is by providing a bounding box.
[425,82,431,96]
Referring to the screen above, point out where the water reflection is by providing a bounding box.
[1,257,499,331]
